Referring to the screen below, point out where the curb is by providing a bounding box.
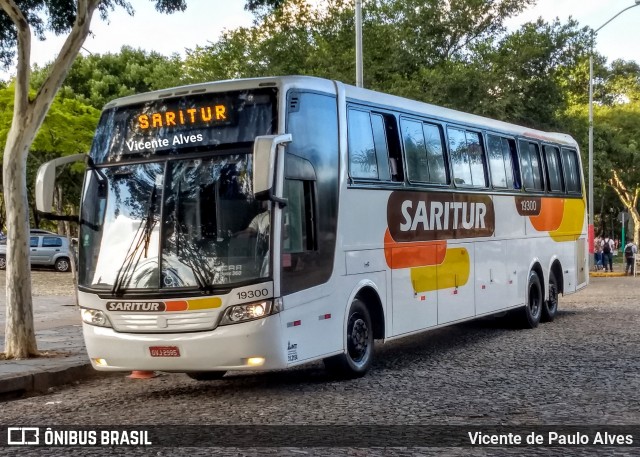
[589,272,630,278]
[0,363,95,399]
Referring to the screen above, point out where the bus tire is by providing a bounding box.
[542,271,559,322]
[186,371,226,381]
[323,298,373,379]
[518,270,543,329]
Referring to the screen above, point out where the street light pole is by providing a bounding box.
[355,0,363,88]
[587,0,640,259]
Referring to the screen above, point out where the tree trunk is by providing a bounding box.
[2,0,100,358]
[610,170,640,246]
[3,124,38,358]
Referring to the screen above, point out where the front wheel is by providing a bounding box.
[323,298,374,379]
[542,271,559,322]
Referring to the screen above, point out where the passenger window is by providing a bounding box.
[348,109,378,180]
[402,119,429,183]
[448,127,486,187]
[371,114,391,181]
[30,237,39,248]
[561,148,582,193]
[544,145,563,192]
[283,179,315,254]
[487,134,517,189]
[401,119,447,185]
[519,140,544,191]
[487,135,507,188]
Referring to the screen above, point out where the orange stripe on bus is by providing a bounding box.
[165,301,188,312]
[530,198,564,232]
[384,229,447,269]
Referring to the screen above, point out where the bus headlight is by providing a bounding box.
[219,300,274,325]
[80,308,112,328]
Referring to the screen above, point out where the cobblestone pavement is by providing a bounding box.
[1,275,639,456]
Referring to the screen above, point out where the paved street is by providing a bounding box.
[1,273,639,455]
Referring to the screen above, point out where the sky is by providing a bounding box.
[1,0,640,80]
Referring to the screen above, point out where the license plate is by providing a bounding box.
[149,346,180,357]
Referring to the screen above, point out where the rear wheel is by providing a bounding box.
[517,270,543,329]
[542,271,559,322]
[0,256,5,270]
[54,257,71,272]
[187,371,227,381]
[323,298,374,379]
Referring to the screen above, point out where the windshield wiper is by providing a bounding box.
[172,182,212,293]
[111,186,158,295]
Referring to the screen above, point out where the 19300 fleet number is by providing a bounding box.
[236,288,269,301]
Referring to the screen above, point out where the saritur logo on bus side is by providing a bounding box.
[387,192,496,242]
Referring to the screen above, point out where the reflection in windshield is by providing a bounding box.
[79,154,270,292]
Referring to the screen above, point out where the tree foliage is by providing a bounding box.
[31,46,185,108]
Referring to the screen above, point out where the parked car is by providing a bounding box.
[0,230,73,272]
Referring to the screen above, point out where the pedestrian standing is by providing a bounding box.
[594,235,603,270]
[602,235,614,272]
[623,240,638,275]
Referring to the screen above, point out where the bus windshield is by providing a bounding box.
[79,154,271,292]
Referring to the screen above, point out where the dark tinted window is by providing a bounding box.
[448,127,486,187]
[42,237,63,247]
[561,148,582,193]
[544,145,563,192]
[487,135,517,189]
[30,237,39,248]
[401,119,448,185]
[347,109,391,181]
[519,140,544,191]
[285,91,339,294]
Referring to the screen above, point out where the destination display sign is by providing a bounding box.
[91,89,277,163]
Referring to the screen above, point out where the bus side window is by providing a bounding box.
[448,127,486,187]
[283,179,316,254]
[384,115,404,182]
[371,114,391,181]
[506,138,521,189]
[487,134,519,190]
[348,109,379,180]
[561,148,581,194]
[543,145,564,192]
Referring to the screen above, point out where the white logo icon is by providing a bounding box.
[7,427,40,445]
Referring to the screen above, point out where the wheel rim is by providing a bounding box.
[0,258,5,268]
[57,260,69,271]
[347,312,369,367]
[529,281,541,317]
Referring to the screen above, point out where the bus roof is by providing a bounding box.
[103,75,578,148]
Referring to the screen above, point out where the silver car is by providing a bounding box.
[0,231,73,272]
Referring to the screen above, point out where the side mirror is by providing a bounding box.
[252,134,292,205]
[36,153,87,214]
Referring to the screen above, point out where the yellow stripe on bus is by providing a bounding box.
[549,198,586,241]
[187,297,223,310]
[409,247,470,293]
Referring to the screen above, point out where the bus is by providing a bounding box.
[36,76,588,379]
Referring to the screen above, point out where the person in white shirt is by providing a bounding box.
[602,236,614,272]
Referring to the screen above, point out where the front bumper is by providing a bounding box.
[83,313,286,372]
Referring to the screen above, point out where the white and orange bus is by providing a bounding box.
[36,76,587,379]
